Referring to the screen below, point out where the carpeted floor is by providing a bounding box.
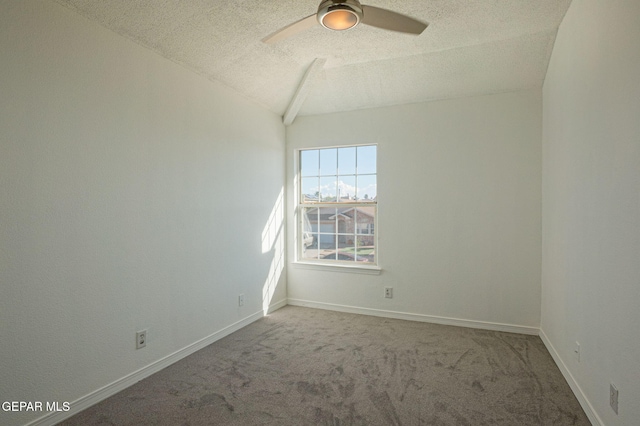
[60,306,590,425]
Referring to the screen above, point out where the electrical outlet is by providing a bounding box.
[610,383,618,414]
[574,341,580,362]
[238,294,244,307]
[384,287,393,298]
[136,330,147,349]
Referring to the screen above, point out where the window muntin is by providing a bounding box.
[299,145,377,265]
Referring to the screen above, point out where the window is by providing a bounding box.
[298,145,377,265]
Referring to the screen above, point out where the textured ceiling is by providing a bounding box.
[53,0,572,119]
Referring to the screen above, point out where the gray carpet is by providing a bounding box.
[60,306,590,425]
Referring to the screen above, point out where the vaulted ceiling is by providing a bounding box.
[53,0,572,120]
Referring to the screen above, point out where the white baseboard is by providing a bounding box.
[539,329,602,426]
[26,310,265,426]
[287,298,539,335]
[267,297,288,314]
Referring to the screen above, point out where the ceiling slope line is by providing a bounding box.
[283,58,327,126]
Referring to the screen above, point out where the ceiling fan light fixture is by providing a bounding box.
[321,9,358,30]
[317,0,363,31]
[262,0,427,44]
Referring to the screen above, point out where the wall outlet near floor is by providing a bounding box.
[384,287,393,298]
[574,341,580,362]
[136,330,147,349]
[238,294,244,307]
[610,383,618,414]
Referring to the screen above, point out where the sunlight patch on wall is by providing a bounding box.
[262,188,285,314]
[262,188,284,253]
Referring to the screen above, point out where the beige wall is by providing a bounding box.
[286,90,542,332]
[0,2,285,425]
[541,0,640,424]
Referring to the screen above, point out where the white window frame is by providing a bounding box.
[295,144,380,273]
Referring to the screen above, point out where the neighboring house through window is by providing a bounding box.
[298,145,377,265]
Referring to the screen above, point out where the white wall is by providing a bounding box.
[541,0,640,424]
[286,90,542,331]
[0,2,285,425]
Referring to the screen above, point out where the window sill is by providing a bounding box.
[292,261,382,275]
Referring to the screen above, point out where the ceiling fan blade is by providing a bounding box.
[361,5,427,35]
[262,14,318,44]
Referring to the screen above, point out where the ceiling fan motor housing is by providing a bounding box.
[317,0,364,31]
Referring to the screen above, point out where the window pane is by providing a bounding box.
[319,148,337,176]
[355,207,375,235]
[336,245,356,262]
[301,233,319,260]
[355,207,375,263]
[355,245,375,263]
[301,207,319,260]
[337,175,356,201]
[357,145,376,174]
[301,177,319,202]
[317,207,338,251]
[319,176,337,202]
[338,147,356,175]
[304,207,319,230]
[337,209,354,245]
[300,150,319,177]
[356,174,377,201]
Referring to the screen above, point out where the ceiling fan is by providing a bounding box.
[262,0,428,44]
